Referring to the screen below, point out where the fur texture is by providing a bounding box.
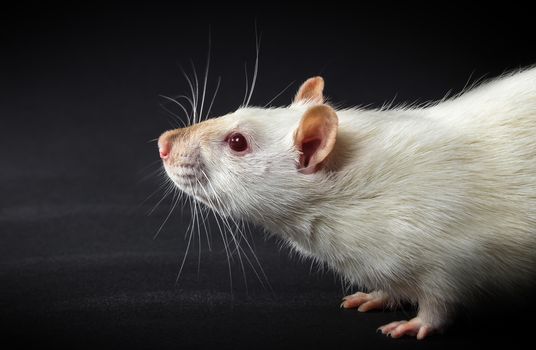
[159,67,536,336]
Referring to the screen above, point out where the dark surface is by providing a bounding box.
[1,3,536,349]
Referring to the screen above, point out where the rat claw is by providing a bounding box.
[379,317,436,340]
[379,320,407,335]
[340,291,388,311]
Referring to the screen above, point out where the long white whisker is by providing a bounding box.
[190,61,199,124]
[192,188,202,279]
[198,171,235,291]
[264,80,295,107]
[141,175,172,206]
[225,208,271,291]
[176,214,195,284]
[192,178,214,254]
[159,95,191,125]
[245,26,260,107]
[180,65,197,125]
[153,187,180,239]
[158,101,187,128]
[185,193,195,238]
[199,31,211,122]
[218,179,270,286]
[205,76,221,120]
[198,172,257,291]
[200,205,212,251]
[172,94,197,112]
[244,220,256,251]
[212,212,234,291]
[241,62,249,107]
[220,214,248,292]
[138,164,167,184]
[148,181,175,215]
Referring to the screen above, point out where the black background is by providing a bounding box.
[1,2,535,349]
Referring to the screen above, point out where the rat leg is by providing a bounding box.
[340,291,389,312]
[378,298,450,340]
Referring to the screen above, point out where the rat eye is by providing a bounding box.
[227,132,248,153]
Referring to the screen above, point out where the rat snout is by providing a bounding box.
[157,124,204,165]
[158,130,178,160]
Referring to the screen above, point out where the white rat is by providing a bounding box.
[157,68,536,339]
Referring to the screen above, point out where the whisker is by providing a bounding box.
[160,94,194,115]
[200,205,212,251]
[137,159,163,173]
[244,220,256,251]
[176,212,195,284]
[148,181,175,215]
[218,208,249,292]
[136,175,172,213]
[180,65,197,125]
[264,80,295,107]
[190,60,200,124]
[138,165,167,184]
[205,76,221,120]
[158,96,190,127]
[184,194,195,238]
[197,172,234,291]
[212,211,234,291]
[153,187,180,239]
[200,172,263,292]
[191,188,202,280]
[199,30,211,122]
[242,62,249,107]
[194,184,213,252]
[245,25,261,107]
[226,208,272,292]
[169,94,197,113]
[159,104,186,128]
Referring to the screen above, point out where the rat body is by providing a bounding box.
[158,68,536,339]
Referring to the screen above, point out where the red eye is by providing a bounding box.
[227,132,248,153]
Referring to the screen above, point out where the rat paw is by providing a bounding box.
[340,291,388,312]
[378,317,435,340]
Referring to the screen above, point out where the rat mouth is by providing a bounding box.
[166,171,217,211]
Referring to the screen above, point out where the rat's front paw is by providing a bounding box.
[340,291,388,312]
[378,317,440,340]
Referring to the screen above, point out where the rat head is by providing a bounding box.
[157,77,339,225]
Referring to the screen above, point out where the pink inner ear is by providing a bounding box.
[301,138,322,168]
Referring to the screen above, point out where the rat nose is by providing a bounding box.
[159,141,171,159]
[158,131,174,160]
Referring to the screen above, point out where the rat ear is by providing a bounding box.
[294,105,338,174]
[294,76,324,104]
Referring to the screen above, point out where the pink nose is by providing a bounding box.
[158,139,171,160]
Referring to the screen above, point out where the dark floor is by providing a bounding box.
[1,3,535,349]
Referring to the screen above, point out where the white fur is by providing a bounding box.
[165,67,536,330]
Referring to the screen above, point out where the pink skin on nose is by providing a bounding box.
[158,138,171,160]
